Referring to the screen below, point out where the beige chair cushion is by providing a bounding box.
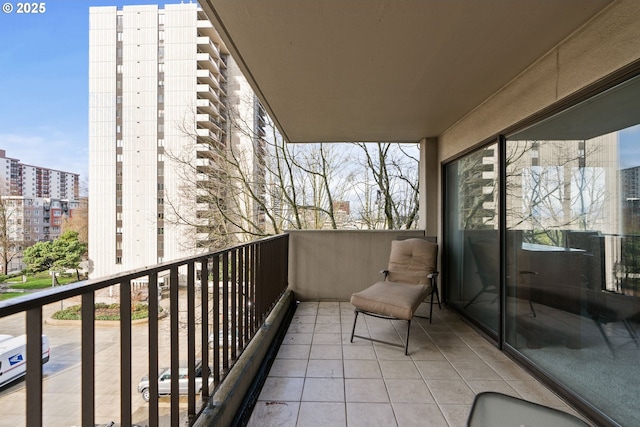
[386,239,437,285]
[351,281,430,320]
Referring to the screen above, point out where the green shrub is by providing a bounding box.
[52,303,150,321]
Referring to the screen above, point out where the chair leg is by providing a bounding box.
[350,310,359,343]
[429,292,434,324]
[405,319,411,355]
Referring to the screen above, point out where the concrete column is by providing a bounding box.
[419,137,439,236]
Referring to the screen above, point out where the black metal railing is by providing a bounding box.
[0,233,289,427]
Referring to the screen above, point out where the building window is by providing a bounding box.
[158,227,164,235]
[116,256,122,264]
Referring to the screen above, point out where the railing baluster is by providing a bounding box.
[231,249,237,360]
[170,266,180,427]
[212,254,220,385]
[26,307,43,427]
[81,292,95,427]
[120,279,132,427]
[200,258,210,400]
[148,272,159,427]
[238,247,244,348]
[187,261,196,424]
[222,252,229,372]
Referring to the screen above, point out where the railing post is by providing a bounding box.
[81,292,95,427]
[26,307,43,427]
[200,258,210,400]
[187,261,196,424]
[120,279,132,427]
[148,272,159,427]
[170,266,180,427]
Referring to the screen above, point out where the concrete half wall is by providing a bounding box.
[288,230,427,301]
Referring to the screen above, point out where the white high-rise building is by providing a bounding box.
[89,4,264,279]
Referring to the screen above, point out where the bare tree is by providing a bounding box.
[354,142,420,230]
[0,193,28,274]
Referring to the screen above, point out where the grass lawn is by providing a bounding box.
[0,292,26,301]
[5,273,77,290]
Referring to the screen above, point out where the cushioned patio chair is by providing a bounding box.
[467,392,589,427]
[350,238,440,355]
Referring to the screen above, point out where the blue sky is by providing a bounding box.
[0,0,173,184]
[1,1,639,186]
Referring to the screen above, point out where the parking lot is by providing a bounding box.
[0,288,203,426]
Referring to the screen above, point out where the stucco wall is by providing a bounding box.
[288,230,427,301]
[439,0,640,161]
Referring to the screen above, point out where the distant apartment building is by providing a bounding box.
[88,4,265,279]
[0,149,80,199]
[0,150,80,273]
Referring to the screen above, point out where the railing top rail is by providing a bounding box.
[0,233,288,318]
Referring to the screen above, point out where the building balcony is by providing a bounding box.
[196,69,221,91]
[197,37,220,59]
[197,53,221,76]
[0,231,584,427]
[197,84,220,104]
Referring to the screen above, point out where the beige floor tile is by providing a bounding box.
[415,360,462,380]
[426,379,475,405]
[465,379,518,396]
[297,402,346,427]
[282,333,314,345]
[385,378,434,404]
[342,345,376,360]
[428,332,468,347]
[392,403,449,427]
[450,360,502,380]
[439,404,472,427]
[314,322,341,333]
[269,359,308,377]
[309,344,342,360]
[287,322,316,334]
[258,377,305,401]
[276,344,311,360]
[247,401,299,427]
[301,378,345,402]
[507,380,567,408]
[345,378,389,403]
[346,402,397,427]
[438,345,485,362]
[373,344,410,360]
[312,333,342,345]
[291,315,317,326]
[306,359,343,378]
[379,360,421,379]
[344,359,382,378]
[487,359,536,381]
[315,315,340,324]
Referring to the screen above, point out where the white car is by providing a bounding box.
[137,360,210,402]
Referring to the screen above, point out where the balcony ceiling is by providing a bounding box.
[200,0,613,143]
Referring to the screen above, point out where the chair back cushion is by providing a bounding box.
[386,238,437,285]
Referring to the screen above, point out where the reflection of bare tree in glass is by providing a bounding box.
[505,139,608,246]
[456,145,498,230]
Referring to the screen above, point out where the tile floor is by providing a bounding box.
[247,301,588,427]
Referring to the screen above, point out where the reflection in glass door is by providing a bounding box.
[504,73,640,427]
[444,142,500,335]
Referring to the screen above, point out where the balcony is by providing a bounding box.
[197,53,221,76]
[0,231,581,426]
